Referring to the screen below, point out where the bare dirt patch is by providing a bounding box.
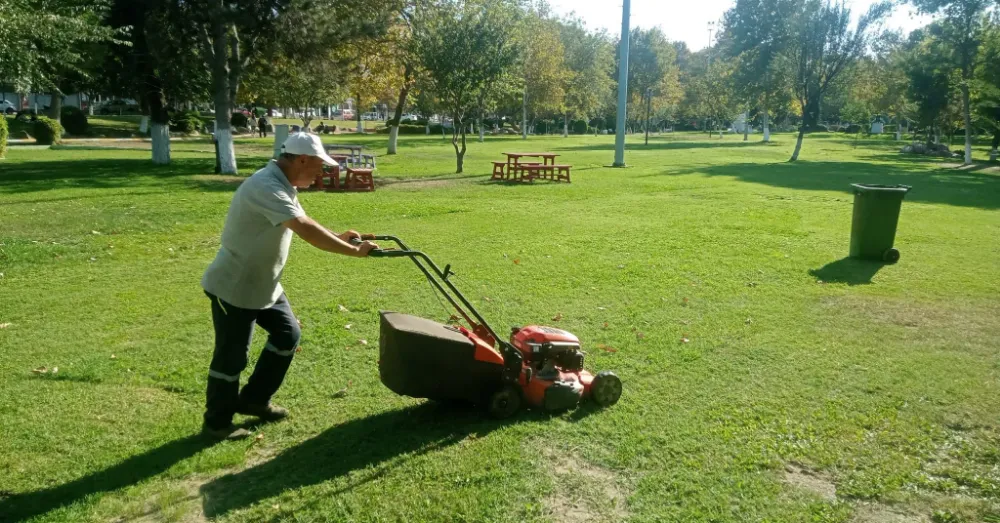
[850,502,929,523]
[784,463,837,501]
[540,446,630,523]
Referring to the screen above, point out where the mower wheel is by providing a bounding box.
[487,385,521,419]
[591,371,623,407]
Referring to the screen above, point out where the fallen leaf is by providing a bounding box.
[359,339,368,346]
[91,230,101,235]
[816,280,825,284]
[681,336,690,344]
[448,314,461,322]
[747,282,757,287]
[597,344,617,353]
[551,313,563,321]
[617,264,625,269]
[602,322,609,329]
[296,319,302,328]
[513,259,520,265]
[338,304,349,313]
[745,317,754,325]
[682,297,689,306]
[168,248,174,252]
[255,433,264,441]
[636,332,645,340]
[332,388,349,399]
[272,504,280,510]
[32,366,48,374]
[51,367,58,374]
[89,257,97,262]
[344,324,352,330]
[110,354,116,359]
[295,346,302,353]
[0,323,12,329]
[597,306,606,311]
[483,297,491,302]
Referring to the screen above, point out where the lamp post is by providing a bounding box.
[612,0,631,167]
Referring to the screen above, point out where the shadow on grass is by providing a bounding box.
[0,430,223,522]
[200,401,595,518]
[0,157,241,195]
[660,160,1000,209]
[809,257,886,285]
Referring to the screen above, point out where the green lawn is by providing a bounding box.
[1,132,999,523]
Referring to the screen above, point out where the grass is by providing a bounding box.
[1,131,999,522]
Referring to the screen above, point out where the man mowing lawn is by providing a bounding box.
[200,133,379,440]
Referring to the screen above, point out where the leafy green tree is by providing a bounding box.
[787,0,891,161]
[558,19,615,137]
[415,0,521,172]
[910,0,995,164]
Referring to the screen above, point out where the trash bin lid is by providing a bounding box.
[851,183,911,194]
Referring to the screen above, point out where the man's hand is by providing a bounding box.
[338,230,361,242]
[354,240,378,257]
[283,217,376,257]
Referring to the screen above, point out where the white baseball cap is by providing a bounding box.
[281,132,338,166]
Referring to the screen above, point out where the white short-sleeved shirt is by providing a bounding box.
[202,160,306,309]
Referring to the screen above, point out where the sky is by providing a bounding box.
[544,0,935,51]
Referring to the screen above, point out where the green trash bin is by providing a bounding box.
[849,184,911,264]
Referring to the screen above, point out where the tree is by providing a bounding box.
[518,9,566,139]
[904,26,962,144]
[558,20,614,137]
[415,0,521,173]
[976,21,1000,155]
[723,0,798,142]
[911,0,995,164]
[0,0,122,122]
[787,0,891,161]
[243,55,345,128]
[623,28,682,135]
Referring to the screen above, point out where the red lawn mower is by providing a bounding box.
[358,235,623,419]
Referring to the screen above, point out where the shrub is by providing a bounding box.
[0,115,8,158]
[230,112,249,128]
[803,124,829,133]
[61,107,89,136]
[377,124,445,135]
[572,119,588,135]
[843,124,862,134]
[33,117,63,145]
[170,110,203,133]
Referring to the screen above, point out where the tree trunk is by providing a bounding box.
[743,110,749,142]
[48,92,62,122]
[209,19,238,174]
[139,116,149,134]
[895,120,902,141]
[478,116,484,143]
[762,109,770,142]
[961,84,972,165]
[563,113,569,138]
[356,95,363,133]
[387,67,412,155]
[789,127,805,162]
[388,126,400,153]
[151,123,170,165]
[521,86,528,140]
[452,115,466,174]
[87,93,94,116]
[425,124,430,135]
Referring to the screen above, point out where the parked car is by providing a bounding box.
[361,112,381,121]
[99,99,139,115]
[400,113,421,123]
[0,100,18,114]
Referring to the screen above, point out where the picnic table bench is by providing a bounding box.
[311,152,376,192]
[491,152,571,183]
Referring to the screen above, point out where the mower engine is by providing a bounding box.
[509,326,620,412]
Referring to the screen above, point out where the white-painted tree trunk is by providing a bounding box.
[522,86,528,140]
[478,117,484,143]
[563,114,569,138]
[426,124,430,135]
[215,128,237,174]
[388,125,400,154]
[895,124,902,141]
[139,116,149,134]
[273,124,289,158]
[151,123,170,165]
[989,149,997,162]
[762,109,770,142]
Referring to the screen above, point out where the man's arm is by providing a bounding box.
[283,216,376,257]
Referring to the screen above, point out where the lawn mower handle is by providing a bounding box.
[350,235,524,383]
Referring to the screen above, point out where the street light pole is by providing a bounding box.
[612,0,631,167]
[645,87,652,146]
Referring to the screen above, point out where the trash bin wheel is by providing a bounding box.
[882,248,900,264]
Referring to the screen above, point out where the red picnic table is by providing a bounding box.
[492,152,570,183]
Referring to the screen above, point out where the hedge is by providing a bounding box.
[33,117,64,145]
[61,107,89,136]
[0,115,8,158]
